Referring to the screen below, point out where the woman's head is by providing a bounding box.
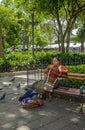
[52,58,59,66]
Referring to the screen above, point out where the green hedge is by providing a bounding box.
[33,51,85,65]
[0,50,85,88]
[66,64,85,73]
[0,50,85,72]
[59,78,85,89]
[0,51,32,72]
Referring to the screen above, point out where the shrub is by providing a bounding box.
[0,50,85,88]
[0,57,11,72]
[0,50,85,73]
[59,78,85,89]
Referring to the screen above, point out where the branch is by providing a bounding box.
[72,5,85,21]
[53,19,59,33]
[63,1,68,22]
[64,3,85,38]
[53,10,63,34]
[75,0,81,9]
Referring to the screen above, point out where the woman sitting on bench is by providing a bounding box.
[44,57,68,101]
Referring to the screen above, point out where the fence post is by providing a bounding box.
[27,65,29,86]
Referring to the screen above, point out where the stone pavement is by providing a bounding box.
[0,72,85,130]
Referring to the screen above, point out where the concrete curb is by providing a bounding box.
[0,71,27,76]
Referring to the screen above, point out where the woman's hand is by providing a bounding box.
[59,65,68,74]
[49,64,54,69]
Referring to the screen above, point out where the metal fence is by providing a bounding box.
[26,63,45,86]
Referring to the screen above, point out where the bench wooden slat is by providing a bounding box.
[67,73,85,77]
[62,75,85,81]
[54,87,85,97]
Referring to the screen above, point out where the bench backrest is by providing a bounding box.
[62,73,85,81]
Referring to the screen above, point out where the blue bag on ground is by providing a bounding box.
[18,89,37,102]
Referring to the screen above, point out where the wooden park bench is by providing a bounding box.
[26,65,85,113]
[53,73,85,113]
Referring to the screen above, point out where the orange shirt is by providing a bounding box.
[45,65,62,78]
[45,64,67,79]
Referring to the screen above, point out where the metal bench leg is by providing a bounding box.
[79,95,84,114]
[79,103,84,113]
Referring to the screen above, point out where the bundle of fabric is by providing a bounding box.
[28,80,45,94]
[22,99,43,109]
[27,80,46,99]
[18,89,43,109]
[18,89,37,103]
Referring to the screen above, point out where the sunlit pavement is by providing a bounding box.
[0,72,85,130]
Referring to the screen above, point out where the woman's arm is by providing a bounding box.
[44,66,49,74]
[44,64,53,74]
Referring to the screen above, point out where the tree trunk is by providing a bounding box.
[66,31,71,53]
[55,12,65,53]
[0,25,4,57]
[81,30,85,52]
[26,35,29,50]
[58,32,61,51]
[60,34,65,53]
[58,27,65,53]
[58,42,61,51]
[81,40,84,52]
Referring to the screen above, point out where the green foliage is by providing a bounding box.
[70,35,80,42]
[0,57,11,72]
[32,51,85,67]
[77,23,85,42]
[6,51,32,71]
[0,50,85,88]
[66,64,85,73]
[0,4,18,26]
[0,51,31,72]
[0,50,85,72]
[59,78,85,89]
[32,0,63,14]
[35,35,48,48]
[0,3,21,51]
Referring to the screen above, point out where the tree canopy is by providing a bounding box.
[31,0,85,52]
[0,0,85,57]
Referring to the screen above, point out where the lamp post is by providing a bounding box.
[31,9,35,56]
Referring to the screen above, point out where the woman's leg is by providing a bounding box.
[46,92,52,102]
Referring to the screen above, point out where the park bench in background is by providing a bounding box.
[53,73,85,113]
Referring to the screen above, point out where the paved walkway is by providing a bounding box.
[0,72,85,130]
